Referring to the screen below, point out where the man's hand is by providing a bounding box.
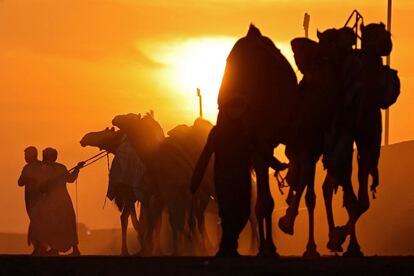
[76,161,86,169]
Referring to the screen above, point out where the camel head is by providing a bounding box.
[317,27,356,60]
[167,124,191,138]
[112,112,165,157]
[112,113,142,131]
[193,118,213,133]
[218,24,297,126]
[361,22,392,57]
[80,127,124,154]
[291,37,319,75]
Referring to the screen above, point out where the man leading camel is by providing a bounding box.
[41,147,83,256]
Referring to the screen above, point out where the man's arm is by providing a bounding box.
[17,166,29,187]
[66,162,85,183]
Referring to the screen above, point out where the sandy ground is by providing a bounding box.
[0,255,413,276]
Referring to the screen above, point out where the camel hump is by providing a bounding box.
[247,24,262,38]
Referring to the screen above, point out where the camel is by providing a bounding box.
[274,26,363,257]
[154,118,215,255]
[109,113,216,255]
[81,115,216,255]
[193,24,379,258]
[323,23,399,256]
[192,25,297,257]
[80,125,161,255]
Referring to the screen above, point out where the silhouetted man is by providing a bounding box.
[42,147,83,256]
[18,146,47,255]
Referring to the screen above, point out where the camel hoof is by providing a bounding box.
[257,249,280,258]
[46,249,59,256]
[257,244,279,258]
[303,244,320,259]
[278,214,295,235]
[68,250,81,257]
[120,250,130,256]
[327,226,347,252]
[215,248,240,258]
[327,240,343,253]
[343,246,364,258]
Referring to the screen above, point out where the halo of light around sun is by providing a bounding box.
[139,37,296,123]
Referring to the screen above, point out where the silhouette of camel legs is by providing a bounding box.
[323,174,349,253]
[279,159,320,257]
[168,199,190,256]
[135,197,163,256]
[255,160,278,257]
[120,202,139,256]
[194,197,213,254]
[341,152,372,257]
[248,209,260,253]
[215,173,251,257]
[324,148,374,257]
[303,163,320,258]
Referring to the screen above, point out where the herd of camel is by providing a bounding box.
[80,21,399,258]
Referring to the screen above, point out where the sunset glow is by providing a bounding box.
[1,1,413,257]
[140,37,296,122]
[140,37,235,121]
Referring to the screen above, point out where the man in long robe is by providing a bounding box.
[18,146,48,255]
[42,147,82,256]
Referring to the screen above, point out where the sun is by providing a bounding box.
[140,37,235,122]
[172,38,235,117]
[162,37,236,121]
[139,36,297,123]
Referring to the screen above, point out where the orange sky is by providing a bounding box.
[1,0,413,234]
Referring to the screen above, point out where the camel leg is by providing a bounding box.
[136,202,148,255]
[248,211,259,253]
[323,173,346,252]
[196,197,212,255]
[344,155,370,257]
[324,179,359,254]
[279,155,312,236]
[168,199,187,256]
[120,207,130,256]
[279,185,305,235]
[303,164,320,258]
[171,208,186,256]
[323,174,335,233]
[137,198,159,256]
[339,180,359,251]
[255,162,277,257]
[254,198,266,255]
[150,196,164,255]
[129,202,142,254]
[130,203,140,232]
[169,208,179,256]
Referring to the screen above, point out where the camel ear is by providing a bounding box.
[110,126,115,131]
[317,30,322,40]
[105,127,109,130]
